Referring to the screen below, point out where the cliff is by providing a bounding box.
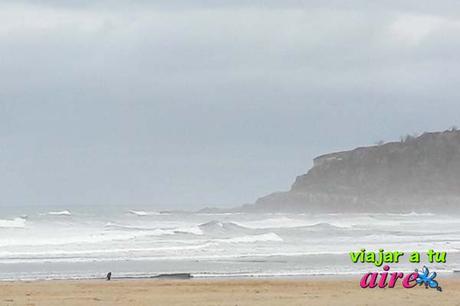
[243,129,460,213]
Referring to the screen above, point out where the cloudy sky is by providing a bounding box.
[1,1,460,210]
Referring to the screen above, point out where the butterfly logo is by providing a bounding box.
[415,266,442,292]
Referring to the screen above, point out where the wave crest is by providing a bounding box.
[105,222,203,236]
[0,217,26,228]
[47,210,71,216]
[127,210,162,216]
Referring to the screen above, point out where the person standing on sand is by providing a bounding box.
[106,272,111,281]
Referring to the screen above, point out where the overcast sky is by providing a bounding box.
[1,1,460,210]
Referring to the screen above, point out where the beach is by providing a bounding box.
[1,278,459,306]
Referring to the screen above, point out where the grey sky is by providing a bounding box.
[1,1,460,209]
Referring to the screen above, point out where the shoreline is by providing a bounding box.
[1,271,459,283]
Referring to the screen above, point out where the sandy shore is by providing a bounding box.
[0,278,459,306]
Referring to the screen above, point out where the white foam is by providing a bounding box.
[220,233,283,243]
[0,218,26,228]
[128,210,161,216]
[0,231,152,247]
[382,212,435,217]
[174,226,203,235]
[48,210,71,216]
[0,242,215,259]
[139,226,203,236]
[105,222,203,235]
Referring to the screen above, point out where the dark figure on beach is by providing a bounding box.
[106,272,112,281]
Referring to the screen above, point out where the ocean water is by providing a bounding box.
[0,207,459,280]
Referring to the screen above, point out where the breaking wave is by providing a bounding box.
[199,220,249,233]
[127,210,163,216]
[0,217,26,228]
[47,210,71,216]
[105,222,203,235]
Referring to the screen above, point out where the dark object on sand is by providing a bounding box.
[151,273,192,279]
[106,272,112,281]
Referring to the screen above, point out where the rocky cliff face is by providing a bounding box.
[244,130,460,213]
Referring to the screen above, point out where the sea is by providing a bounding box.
[0,205,459,280]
